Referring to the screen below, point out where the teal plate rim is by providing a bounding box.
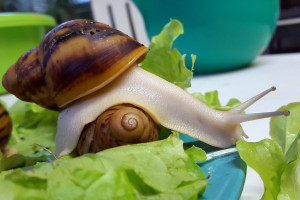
[181,134,247,200]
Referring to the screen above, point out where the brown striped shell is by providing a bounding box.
[76,104,159,155]
[0,103,12,152]
[2,19,148,110]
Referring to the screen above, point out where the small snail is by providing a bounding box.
[0,103,12,152]
[2,19,289,157]
[76,104,159,155]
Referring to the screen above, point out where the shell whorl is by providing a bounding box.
[2,19,148,110]
[0,103,12,152]
[76,104,159,155]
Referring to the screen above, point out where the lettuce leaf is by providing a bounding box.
[0,101,59,171]
[140,19,195,90]
[0,136,207,200]
[284,132,300,163]
[237,102,300,200]
[192,90,242,111]
[270,102,300,154]
[236,139,286,200]
[277,159,300,200]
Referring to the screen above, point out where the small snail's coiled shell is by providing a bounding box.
[2,19,148,110]
[76,104,159,155]
[0,103,12,151]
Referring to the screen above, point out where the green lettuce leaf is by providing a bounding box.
[270,102,300,164]
[298,140,300,159]
[0,136,207,200]
[0,100,59,170]
[237,102,300,200]
[284,132,300,163]
[236,139,286,200]
[192,90,242,111]
[185,145,207,163]
[270,102,300,154]
[277,159,300,200]
[140,19,194,89]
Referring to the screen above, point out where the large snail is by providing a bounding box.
[0,103,12,152]
[2,19,289,157]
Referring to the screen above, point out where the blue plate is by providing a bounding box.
[180,134,247,200]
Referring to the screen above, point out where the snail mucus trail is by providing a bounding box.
[2,19,290,157]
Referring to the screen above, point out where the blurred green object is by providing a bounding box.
[133,0,280,74]
[0,12,56,94]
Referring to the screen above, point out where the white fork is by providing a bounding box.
[91,0,150,46]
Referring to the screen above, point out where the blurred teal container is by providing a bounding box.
[133,0,280,73]
[0,13,56,94]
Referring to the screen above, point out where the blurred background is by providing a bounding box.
[266,0,300,54]
[0,0,299,55]
[1,0,299,55]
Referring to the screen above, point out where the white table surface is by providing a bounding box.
[187,52,300,200]
[1,53,299,199]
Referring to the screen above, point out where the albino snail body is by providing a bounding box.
[56,65,288,156]
[2,19,289,157]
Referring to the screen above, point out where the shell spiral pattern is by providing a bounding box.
[76,104,159,155]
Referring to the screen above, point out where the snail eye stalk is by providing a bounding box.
[228,86,290,123]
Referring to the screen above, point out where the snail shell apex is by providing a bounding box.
[2,19,148,109]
